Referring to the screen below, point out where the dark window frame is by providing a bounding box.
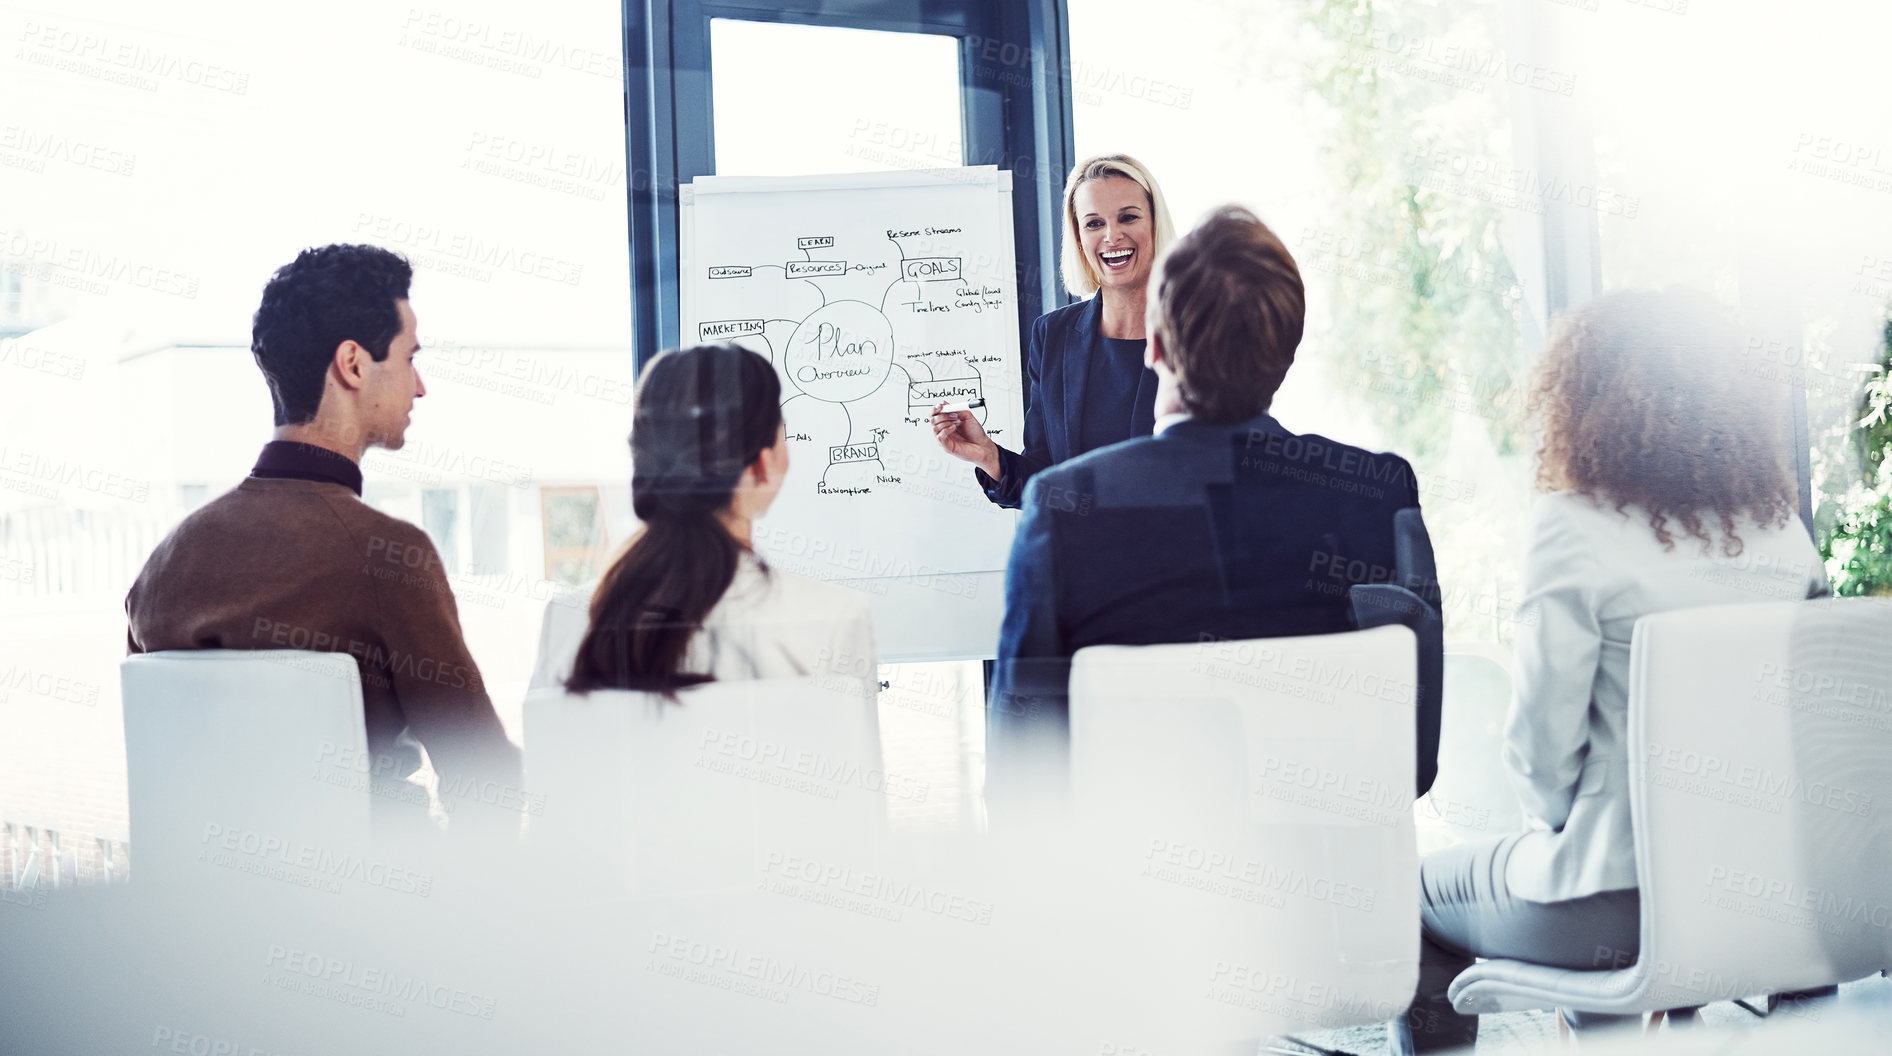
[620,0,1077,371]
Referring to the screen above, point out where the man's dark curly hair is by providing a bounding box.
[1529,287,1795,556]
[251,244,413,425]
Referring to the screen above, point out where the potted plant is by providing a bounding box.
[1818,307,1892,596]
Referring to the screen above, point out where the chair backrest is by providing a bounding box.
[1062,624,1419,1049]
[1629,599,1892,1007]
[121,650,372,886]
[523,677,888,899]
[1426,648,1526,839]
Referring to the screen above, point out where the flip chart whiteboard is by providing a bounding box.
[679,167,1024,662]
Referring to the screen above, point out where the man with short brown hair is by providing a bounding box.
[988,205,1439,799]
[1144,204,1307,424]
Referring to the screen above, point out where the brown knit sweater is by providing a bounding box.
[126,476,522,818]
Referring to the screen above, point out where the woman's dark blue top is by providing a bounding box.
[1083,336,1152,453]
[975,294,1159,509]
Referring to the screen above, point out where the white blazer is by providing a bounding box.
[1503,492,1828,903]
[529,550,879,697]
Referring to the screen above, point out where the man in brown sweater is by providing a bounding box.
[126,244,521,833]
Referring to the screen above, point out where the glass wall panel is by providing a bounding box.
[0,0,634,873]
[1071,0,1535,647]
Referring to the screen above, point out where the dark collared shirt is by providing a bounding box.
[250,440,363,496]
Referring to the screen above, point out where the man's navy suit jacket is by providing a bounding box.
[989,412,1431,750]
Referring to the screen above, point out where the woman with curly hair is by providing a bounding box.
[1398,289,1829,1052]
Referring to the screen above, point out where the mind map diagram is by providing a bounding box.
[693,228,1015,497]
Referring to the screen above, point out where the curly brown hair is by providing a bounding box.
[1529,288,1795,555]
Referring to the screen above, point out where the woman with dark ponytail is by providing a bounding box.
[528,343,876,695]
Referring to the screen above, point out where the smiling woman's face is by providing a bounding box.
[1073,176,1153,292]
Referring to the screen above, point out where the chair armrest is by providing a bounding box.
[1394,507,1442,610]
[1349,582,1442,798]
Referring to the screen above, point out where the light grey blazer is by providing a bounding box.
[529,550,879,697]
[1502,492,1828,903]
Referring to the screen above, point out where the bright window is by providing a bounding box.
[0,0,635,878]
[1070,0,1534,647]
[709,19,963,178]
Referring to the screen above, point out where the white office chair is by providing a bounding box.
[1045,624,1420,1052]
[519,677,902,1054]
[1449,599,1892,1018]
[121,650,373,885]
[1423,648,1525,843]
[523,676,888,899]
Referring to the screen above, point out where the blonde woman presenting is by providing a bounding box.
[930,153,1177,507]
